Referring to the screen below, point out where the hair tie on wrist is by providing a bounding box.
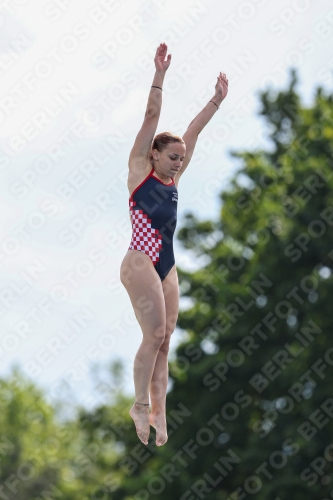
[210,100,219,109]
[151,86,163,91]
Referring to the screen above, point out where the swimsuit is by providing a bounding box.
[128,167,178,281]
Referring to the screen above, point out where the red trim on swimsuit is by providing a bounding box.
[129,168,174,199]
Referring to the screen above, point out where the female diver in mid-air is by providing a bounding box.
[120,43,228,446]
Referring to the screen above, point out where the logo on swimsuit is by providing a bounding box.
[172,192,178,202]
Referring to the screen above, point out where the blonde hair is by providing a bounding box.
[149,132,185,163]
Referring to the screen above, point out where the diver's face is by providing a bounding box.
[154,142,186,176]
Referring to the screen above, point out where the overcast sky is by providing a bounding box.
[0,0,332,415]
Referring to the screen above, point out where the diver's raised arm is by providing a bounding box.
[128,43,172,166]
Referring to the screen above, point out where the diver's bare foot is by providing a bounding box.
[149,412,168,446]
[129,403,150,445]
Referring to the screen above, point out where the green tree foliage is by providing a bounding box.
[2,69,333,500]
[104,69,333,499]
[0,367,66,499]
[0,366,121,499]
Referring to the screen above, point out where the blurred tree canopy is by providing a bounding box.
[107,68,333,499]
[0,366,123,499]
[1,69,333,499]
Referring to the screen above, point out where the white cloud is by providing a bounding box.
[1,0,332,409]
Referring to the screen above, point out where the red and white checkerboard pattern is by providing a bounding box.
[128,200,162,263]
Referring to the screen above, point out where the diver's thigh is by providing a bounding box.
[120,250,156,287]
[162,264,179,335]
[120,250,166,337]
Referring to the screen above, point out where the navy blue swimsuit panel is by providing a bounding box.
[128,167,178,281]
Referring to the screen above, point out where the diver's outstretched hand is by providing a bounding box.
[215,72,229,101]
[154,43,171,72]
